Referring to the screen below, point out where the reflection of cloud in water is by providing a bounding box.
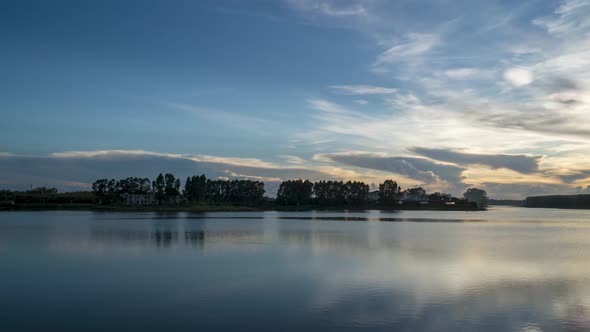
[270,221,590,329]
[39,209,590,329]
[307,280,590,330]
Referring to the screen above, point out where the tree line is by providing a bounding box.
[2,175,488,208]
[276,180,371,206]
[92,173,265,205]
[85,175,488,208]
[275,179,488,207]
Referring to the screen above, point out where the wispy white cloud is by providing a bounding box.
[330,85,397,95]
[52,150,284,169]
[532,0,590,36]
[286,0,367,17]
[169,103,279,130]
[375,33,440,65]
[280,155,308,165]
[444,68,481,79]
[223,171,282,182]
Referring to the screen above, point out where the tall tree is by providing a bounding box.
[184,176,193,201]
[378,180,401,204]
[345,181,369,205]
[405,187,427,200]
[463,188,488,209]
[163,173,179,197]
[92,179,109,203]
[191,175,207,202]
[139,178,151,194]
[153,173,165,203]
[276,180,313,205]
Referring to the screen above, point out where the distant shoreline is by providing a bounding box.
[2,203,483,212]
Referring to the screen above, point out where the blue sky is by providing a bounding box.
[2,0,590,198]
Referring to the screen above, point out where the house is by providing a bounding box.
[121,193,157,206]
[121,193,186,206]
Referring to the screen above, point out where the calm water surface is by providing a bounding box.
[2,207,590,331]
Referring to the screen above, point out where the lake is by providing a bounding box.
[2,207,590,331]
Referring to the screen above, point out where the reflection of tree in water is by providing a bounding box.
[185,230,205,249]
[151,221,179,247]
[91,220,270,249]
[151,229,179,247]
[151,225,205,248]
[91,221,206,249]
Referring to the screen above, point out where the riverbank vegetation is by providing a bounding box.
[1,173,489,211]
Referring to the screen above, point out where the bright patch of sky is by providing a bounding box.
[2,0,590,199]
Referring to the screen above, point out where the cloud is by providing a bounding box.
[576,185,590,194]
[316,3,366,17]
[286,0,367,17]
[315,151,467,191]
[0,150,316,192]
[444,68,481,79]
[481,182,578,200]
[375,33,440,65]
[532,0,590,36]
[409,147,541,174]
[222,171,282,182]
[558,170,590,183]
[280,155,307,165]
[329,85,397,95]
[169,103,279,132]
[503,68,534,86]
[307,98,351,114]
[51,150,281,169]
[354,99,368,105]
[0,150,394,195]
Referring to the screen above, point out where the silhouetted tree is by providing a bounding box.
[206,179,228,202]
[92,179,108,202]
[139,178,151,194]
[427,192,451,201]
[405,187,427,200]
[313,180,346,205]
[378,180,401,204]
[204,178,264,204]
[153,173,165,203]
[276,180,313,205]
[184,176,193,201]
[188,175,207,202]
[463,188,488,208]
[345,181,369,204]
[164,173,179,197]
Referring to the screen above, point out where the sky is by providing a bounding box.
[2,0,590,199]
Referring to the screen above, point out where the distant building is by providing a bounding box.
[122,193,156,206]
[120,193,185,206]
